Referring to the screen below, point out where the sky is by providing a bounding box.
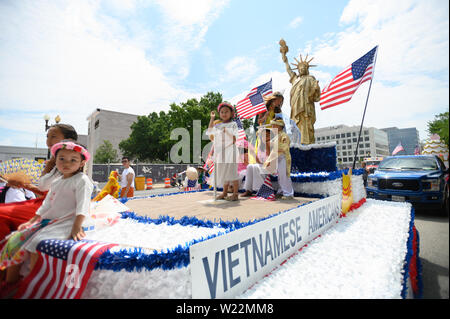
[0,0,448,149]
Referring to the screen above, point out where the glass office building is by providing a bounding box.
[381,127,420,155]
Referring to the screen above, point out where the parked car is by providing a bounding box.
[366,155,449,214]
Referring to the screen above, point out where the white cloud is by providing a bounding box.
[222,56,259,83]
[289,16,303,29]
[0,0,231,147]
[152,0,230,78]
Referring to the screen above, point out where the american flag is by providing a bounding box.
[320,46,378,110]
[251,175,275,201]
[15,239,116,299]
[236,79,273,119]
[234,116,246,142]
[185,179,198,191]
[392,141,405,155]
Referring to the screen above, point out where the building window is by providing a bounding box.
[347,139,351,143]
[364,136,369,141]
[336,134,340,138]
[364,130,369,135]
[94,120,100,130]
[346,133,351,137]
[365,143,370,148]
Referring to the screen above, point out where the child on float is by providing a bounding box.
[241,128,272,197]
[0,124,78,245]
[0,141,93,289]
[263,119,294,200]
[207,102,240,201]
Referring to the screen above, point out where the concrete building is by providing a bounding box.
[0,134,88,164]
[381,127,420,155]
[315,124,389,167]
[0,145,48,163]
[86,108,140,177]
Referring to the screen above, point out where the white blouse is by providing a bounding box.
[36,173,93,220]
[207,121,239,164]
[37,166,62,191]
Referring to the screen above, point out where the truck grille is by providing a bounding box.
[377,179,420,191]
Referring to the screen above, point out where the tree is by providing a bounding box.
[94,140,118,164]
[119,111,172,162]
[119,92,224,163]
[427,111,449,147]
[118,91,256,163]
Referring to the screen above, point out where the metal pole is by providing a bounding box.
[213,159,217,201]
[352,46,379,170]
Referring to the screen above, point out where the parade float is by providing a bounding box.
[422,134,449,168]
[3,40,422,299]
[6,142,421,299]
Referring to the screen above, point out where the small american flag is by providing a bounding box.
[185,179,198,191]
[15,239,116,299]
[392,141,405,155]
[234,116,246,142]
[236,79,273,119]
[251,175,275,201]
[320,46,378,110]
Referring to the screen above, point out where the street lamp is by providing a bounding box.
[44,114,61,131]
[44,114,61,158]
[44,114,50,131]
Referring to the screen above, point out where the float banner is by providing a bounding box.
[190,195,341,299]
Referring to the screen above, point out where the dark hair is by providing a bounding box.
[266,94,284,112]
[51,124,78,141]
[122,156,131,162]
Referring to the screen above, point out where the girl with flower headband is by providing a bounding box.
[0,141,93,289]
[0,124,79,247]
[207,102,240,201]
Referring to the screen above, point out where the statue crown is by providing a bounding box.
[291,54,317,69]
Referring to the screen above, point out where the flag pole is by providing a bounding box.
[352,46,379,170]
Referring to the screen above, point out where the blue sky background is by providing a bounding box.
[0,0,448,149]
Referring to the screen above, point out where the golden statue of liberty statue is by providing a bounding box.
[279,39,321,145]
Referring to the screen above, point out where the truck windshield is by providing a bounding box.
[378,157,438,170]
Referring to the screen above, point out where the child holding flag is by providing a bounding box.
[207,102,240,201]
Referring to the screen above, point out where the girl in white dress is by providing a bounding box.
[1,141,93,285]
[207,102,240,201]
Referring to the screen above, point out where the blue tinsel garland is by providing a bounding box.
[400,206,423,299]
[290,145,337,173]
[269,168,363,183]
[94,201,313,273]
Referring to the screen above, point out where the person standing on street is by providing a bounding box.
[119,157,135,198]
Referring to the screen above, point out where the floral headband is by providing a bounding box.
[51,141,91,162]
[217,102,234,113]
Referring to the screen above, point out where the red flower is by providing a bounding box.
[73,145,82,153]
